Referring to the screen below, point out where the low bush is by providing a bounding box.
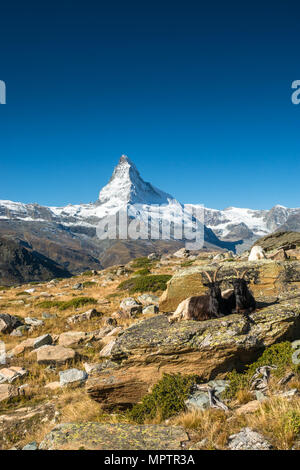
[128,373,200,423]
[225,342,298,400]
[38,297,97,311]
[131,257,153,269]
[134,268,151,276]
[118,274,171,293]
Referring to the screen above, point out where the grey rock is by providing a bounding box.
[34,334,53,349]
[142,305,159,315]
[228,427,272,450]
[147,253,160,260]
[137,294,160,306]
[22,441,38,450]
[59,368,88,387]
[185,379,229,411]
[72,283,83,290]
[10,325,30,337]
[119,297,142,316]
[25,317,44,327]
[42,312,57,319]
[0,314,23,334]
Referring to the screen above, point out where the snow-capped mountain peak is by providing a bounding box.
[98,155,174,206]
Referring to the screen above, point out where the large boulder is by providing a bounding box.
[36,345,77,365]
[39,423,189,450]
[86,300,300,408]
[159,260,300,312]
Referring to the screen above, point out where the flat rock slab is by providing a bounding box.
[36,345,76,365]
[87,300,300,407]
[39,423,189,450]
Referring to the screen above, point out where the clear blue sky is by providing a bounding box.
[0,1,299,209]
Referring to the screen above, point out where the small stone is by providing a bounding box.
[33,334,53,349]
[22,442,38,450]
[148,253,160,260]
[119,297,142,316]
[67,309,102,324]
[73,283,83,290]
[25,317,44,327]
[228,427,272,450]
[0,383,19,402]
[45,381,61,390]
[137,294,160,306]
[59,368,88,387]
[99,340,116,358]
[0,366,28,384]
[105,317,118,327]
[0,314,23,334]
[235,400,261,415]
[58,331,88,347]
[142,305,159,315]
[42,312,57,319]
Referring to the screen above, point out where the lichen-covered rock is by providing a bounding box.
[159,260,300,312]
[87,299,300,407]
[39,422,189,450]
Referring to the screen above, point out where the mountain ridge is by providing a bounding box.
[0,155,299,271]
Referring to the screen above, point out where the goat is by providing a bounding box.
[229,269,256,314]
[168,267,232,323]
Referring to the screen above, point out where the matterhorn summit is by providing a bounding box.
[98,155,174,206]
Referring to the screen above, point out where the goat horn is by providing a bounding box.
[213,266,222,282]
[203,271,213,283]
[241,270,248,279]
[233,268,240,278]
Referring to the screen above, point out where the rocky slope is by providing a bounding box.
[0,156,237,277]
[0,252,300,450]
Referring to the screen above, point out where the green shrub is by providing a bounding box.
[180,260,195,267]
[0,286,10,291]
[38,297,97,311]
[128,373,200,423]
[118,274,171,293]
[82,281,96,288]
[284,410,300,435]
[131,257,153,269]
[16,291,31,296]
[81,270,94,276]
[225,342,297,400]
[37,300,63,309]
[134,268,151,276]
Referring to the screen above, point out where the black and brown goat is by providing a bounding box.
[168,267,232,323]
[229,269,256,314]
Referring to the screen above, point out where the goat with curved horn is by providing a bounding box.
[202,271,213,283]
[213,266,222,282]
